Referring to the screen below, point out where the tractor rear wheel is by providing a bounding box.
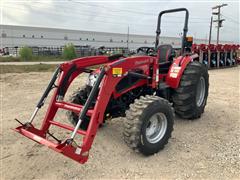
[123,95,174,155]
[66,85,91,130]
[172,61,209,119]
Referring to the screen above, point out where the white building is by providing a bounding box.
[0,25,232,50]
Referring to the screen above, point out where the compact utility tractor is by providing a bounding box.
[14,8,209,164]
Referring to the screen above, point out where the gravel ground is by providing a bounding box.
[1,66,239,179]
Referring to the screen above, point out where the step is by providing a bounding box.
[158,82,170,89]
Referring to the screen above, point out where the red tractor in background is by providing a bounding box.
[15,8,209,164]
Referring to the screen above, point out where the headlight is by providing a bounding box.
[87,73,99,86]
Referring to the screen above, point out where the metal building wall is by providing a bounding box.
[0,25,233,50]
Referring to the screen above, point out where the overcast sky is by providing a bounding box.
[1,0,239,43]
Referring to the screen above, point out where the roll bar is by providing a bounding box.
[155,8,189,54]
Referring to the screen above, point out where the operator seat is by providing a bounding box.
[157,44,174,74]
[157,44,173,63]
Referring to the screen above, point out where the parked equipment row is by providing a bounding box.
[192,44,239,69]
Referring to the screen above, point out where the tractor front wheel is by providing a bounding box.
[123,95,174,155]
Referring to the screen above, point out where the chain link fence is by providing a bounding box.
[0,46,130,57]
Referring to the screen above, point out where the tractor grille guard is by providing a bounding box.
[14,63,107,164]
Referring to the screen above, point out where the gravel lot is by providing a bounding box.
[1,66,239,179]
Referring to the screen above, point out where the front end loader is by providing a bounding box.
[14,8,209,164]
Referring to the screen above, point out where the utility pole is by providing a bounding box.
[212,4,227,44]
[209,16,213,44]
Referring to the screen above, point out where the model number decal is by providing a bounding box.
[170,67,181,78]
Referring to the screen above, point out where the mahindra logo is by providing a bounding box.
[135,60,148,65]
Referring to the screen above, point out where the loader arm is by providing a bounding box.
[14,55,155,164]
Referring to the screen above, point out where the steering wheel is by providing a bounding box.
[137,47,155,55]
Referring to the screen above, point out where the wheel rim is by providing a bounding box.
[196,76,206,107]
[145,113,168,144]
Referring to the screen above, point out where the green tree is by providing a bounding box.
[19,46,33,61]
[63,44,77,60]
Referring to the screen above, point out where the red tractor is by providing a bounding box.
[15,8,209,164]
